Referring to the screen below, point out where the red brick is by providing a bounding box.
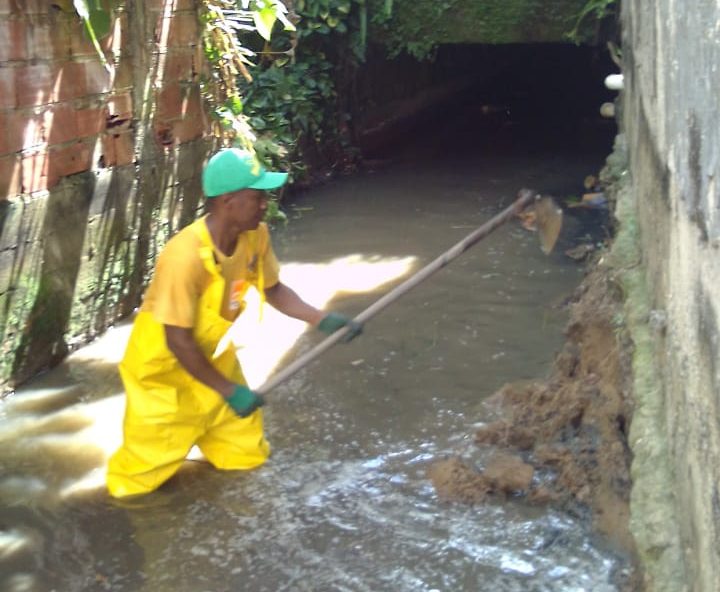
[112,59,133,89]
[101,129,134,167]
[155,82,182,121]
[0,112,9,155]
[147,0,198,10]
[100,132,116,167]
[29,19,71,60]
[16,0,47,15]
[0,67,16,109]
[107,92,133,120]
[52,11,77,51]
[69,26,100,58]
[0,154,21,198]
[28,22,54,60]
[111,130,134,166]
[162,52,195,82]
[0,1,15,16]
[194,43,209,78]
[20,149,50,194]
[181,85,202,112]
[154,85,204,145]
[44,103,78,145]
[27,118,45,150]
[18,138,100,194]
[53,62,87,102]
[153,121,174,147]
[172,111,204,143]
[177,0,199,10]
[164,14,199,48]
[145,0,184,11]
[0,110,43,154]
[85,60,112,94]
[15,64,53,107]
[76,106,106,138]
[48,139,94,179]
[0,20,29,61]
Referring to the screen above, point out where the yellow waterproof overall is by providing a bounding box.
[106,219,270,498]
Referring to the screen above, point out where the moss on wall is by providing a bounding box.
[1,140,206,391]
[1,197,46,387]
[603,139,688,591]
[370,0,598,58]
[10,173,94,381]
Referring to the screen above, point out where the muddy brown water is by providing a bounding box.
[0,115,630,590]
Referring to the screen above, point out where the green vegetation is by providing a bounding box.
[365,0,608,60]
[64,0,617,195]
[198,0,297,156]
[65,1,614,184]
[210,0,369,182]
[566,0,617,44]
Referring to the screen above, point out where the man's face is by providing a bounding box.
[227,188,268,230]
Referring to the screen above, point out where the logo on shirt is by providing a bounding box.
[229,280,246,311]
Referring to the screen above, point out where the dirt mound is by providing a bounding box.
[428,264,641,587]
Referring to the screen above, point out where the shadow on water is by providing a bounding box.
[0,357,130,590]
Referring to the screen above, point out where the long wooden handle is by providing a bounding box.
[256,189,537,396]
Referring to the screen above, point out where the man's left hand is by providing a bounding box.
[317,312,363,342]
[227,385,265,417]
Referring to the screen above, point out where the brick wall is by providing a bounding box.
[0,0,210,389]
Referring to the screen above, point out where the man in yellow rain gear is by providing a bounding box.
[107,147,360,498]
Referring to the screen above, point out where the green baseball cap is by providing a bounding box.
[202,148,288,197]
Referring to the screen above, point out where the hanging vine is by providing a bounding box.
[198,0,297,155]
[566,0,617,44]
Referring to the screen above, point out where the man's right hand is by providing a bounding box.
[317,312,363,342]
[227,385,265,417]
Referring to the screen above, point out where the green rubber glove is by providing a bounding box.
[227,385,265,418]
[317,312,363,342]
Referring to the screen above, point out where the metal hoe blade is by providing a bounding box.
[534,196,563,255]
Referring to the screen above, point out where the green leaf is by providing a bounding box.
[249,116,267,129]
[73,0,111,72]
[275,10,296,32]
[384,0,393,18]
[88,7,111,39]
[227,95,244,115]
[72,0,90,19]
[253,7,277,40]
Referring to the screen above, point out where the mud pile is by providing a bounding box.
[428,263,640,586]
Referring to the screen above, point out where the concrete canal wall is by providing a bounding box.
[618,1,720,590]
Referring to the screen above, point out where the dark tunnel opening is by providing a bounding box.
[351,43,619,246]
[356,43,619,175]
